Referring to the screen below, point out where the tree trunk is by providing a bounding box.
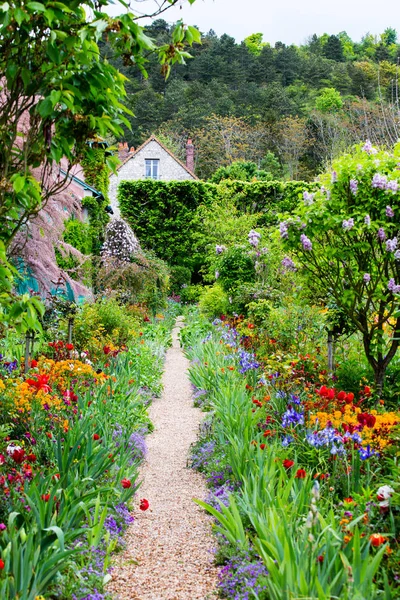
[374,364,386,398]
[327,330,334,372]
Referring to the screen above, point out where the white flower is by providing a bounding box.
[7,444,21,456]
[377,485,394,508]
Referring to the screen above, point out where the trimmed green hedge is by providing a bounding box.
[118,179,319,271]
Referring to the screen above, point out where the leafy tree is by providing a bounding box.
[0,0,199,328]
[315,88,343,113]
[280,141,400,391]
[209,161,272,183]
[323,35,344,61]
[244,33,267,56]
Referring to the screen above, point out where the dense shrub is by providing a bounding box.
[198,284,230,319]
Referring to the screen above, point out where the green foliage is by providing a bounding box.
[170,265,192,293]
[217,246,256,294]
[243,32,267,56]
[118,179,319,279]
[315,87,343,113]
[198,284,230,319]
[209,160,273,183]
[180,284,204,304]
[62,218,92,255]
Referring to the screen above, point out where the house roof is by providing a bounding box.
[116,134,198,180]
[59,168,105,200]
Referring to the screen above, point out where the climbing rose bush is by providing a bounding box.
[280,141,400,390]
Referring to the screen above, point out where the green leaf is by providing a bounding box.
[27,1,46,11]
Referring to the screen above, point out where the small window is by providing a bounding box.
[145,159,159,180]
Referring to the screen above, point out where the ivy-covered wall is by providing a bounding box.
[81,147,111,256]
[118,179,320,272]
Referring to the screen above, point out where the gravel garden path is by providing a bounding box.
[108,317,218,600]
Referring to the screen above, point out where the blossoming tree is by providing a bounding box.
[280,141,400,392]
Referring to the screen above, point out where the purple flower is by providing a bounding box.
[218,553,268,600]
[388,278,400,294]
[386,237,398,253]
[300,234,312,251]
[331,170,338,183]
[216,245,225,255]
[342,218,354,231]
[395,250,400,260]
[372,173,388,189]
[0,523,6,531]
[279,222,288,239]
[359,445,378,460]
[386,205,395,218]
[377,228,386,241]
[281,256,296,271]
[303,191,315,205]
[282,435,293,447]
[363,273,371,283]
[282,407,304,428]
[363,139,374,153]
[349,179,358,195]
[364,215,371,226]
[248,230,261,247]
[387,180,399,193]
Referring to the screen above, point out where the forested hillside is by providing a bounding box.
[107,23,400,179]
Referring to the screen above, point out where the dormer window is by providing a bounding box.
[145,159,159,180]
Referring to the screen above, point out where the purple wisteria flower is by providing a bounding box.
[363,273,371,283]
[281,256,296,271]
[300,233,312,251]
[386,205,395,218]
[303,191,315,205]
[279,221,288,239]
[395,250,400,260]
[388,278,400,294]
[215,270,219,279]
[377,228,386,241]
[342,218,354,231]
[349,179,358,195]
[248,230,261,247]
[386,238,398,253]
[364,214,371,226]
[331,170,338,183]
[216,245,225,255]
[372,173,388,189]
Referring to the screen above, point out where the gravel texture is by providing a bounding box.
[108,317,218,599]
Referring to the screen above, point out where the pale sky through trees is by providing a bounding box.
[110,0,399,45]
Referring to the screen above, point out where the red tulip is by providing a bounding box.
[345,392,354,403]
[336,391,346,401]
[259,443,266,450]
[295,468,307,479]
[139,498,149,511]
[370,534,386,547]
[317,385,328,397]
[103,346,111,355]
[327,388,335,400]
[0,559,4,570]
[30,359,38,368]
[66,343,74,350]
[11,449,25,464]
[283,459,294,469]
[93,433,100,441]
[363,386,371,397]
[121,478,131,489]
[41,494,50,502]
[26,374,51,393]
[26,454,37,463]
[317,555,324,563]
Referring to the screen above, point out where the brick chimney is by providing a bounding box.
[186,138,194,173]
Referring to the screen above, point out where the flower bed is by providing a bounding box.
[0,313,172,599]
[184,311,399,599]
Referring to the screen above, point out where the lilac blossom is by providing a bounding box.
[303,191,315,205]
[372,173,388,189]
[388,278,400,294]
[386,205,395,218]
[387,180,399,193]
[216,245,225,255]
[342,218,354,231]
[364,215,371,226]
[363,273,371,283]
[377,228,386,241]
[363,139,377,154]
[349,179,358,195]
[248,230,261,247]
[300,233,312,251]
[331,170,338,183]
[395,250,400,260]
[281,256,296,271]
[386,238,398,253]
[279,221,288,239]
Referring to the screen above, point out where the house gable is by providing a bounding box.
[109,136,197,217]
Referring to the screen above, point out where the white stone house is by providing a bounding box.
[109,135,197,218]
